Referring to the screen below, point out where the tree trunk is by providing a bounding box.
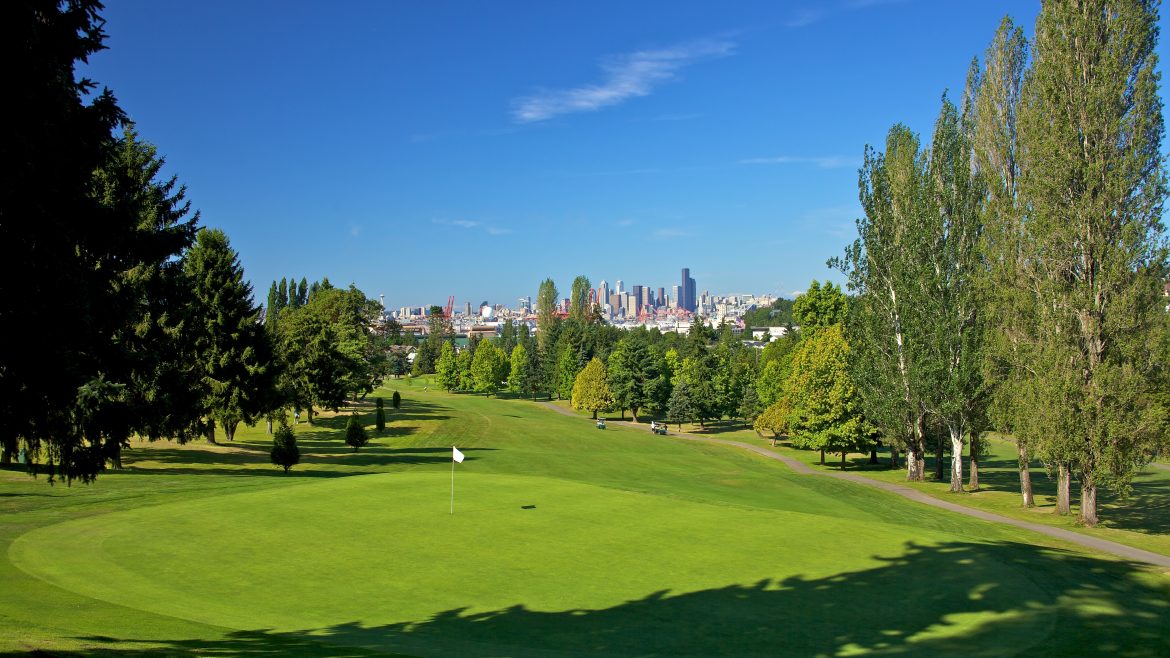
[906,444,922,481]
[1079,471,1099,527]
[1055,463,1071,515]
[868,443,879,465]
[206,420,217,445]
[890,447,900,469]
[267,419,273,434]
[949,428,964,493]
[968,436,979,491]
[592,410,597,419]
[1018,442,1034,507]
[934,438,945,481]
[307,406,314,424]
[631,407,639,423]
[620,408,625,420]
[108,444,123,470]
[841,451,847,470]
[819,448,825,465]
[0,437,14,465]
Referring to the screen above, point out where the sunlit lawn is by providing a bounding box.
[2,379,1168,656]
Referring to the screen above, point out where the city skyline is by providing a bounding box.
[80,2,1167,308]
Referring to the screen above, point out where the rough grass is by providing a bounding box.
[2,378,1169,656]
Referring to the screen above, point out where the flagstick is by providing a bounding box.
[450,450,455,515]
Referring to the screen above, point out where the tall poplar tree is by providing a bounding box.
[569,275,592,324]
[974,18,1038,505]
[536,278,560,352]
[839,127,933,481]
[1015,0,1168,525]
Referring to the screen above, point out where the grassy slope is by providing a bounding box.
[1,379,1168,656]
[650,414,1170,558]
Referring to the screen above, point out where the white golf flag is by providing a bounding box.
[452,446,465,463]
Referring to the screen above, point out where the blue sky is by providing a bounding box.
[83,1,1165,308]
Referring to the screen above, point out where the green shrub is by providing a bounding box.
[345,414,369,452]
[270,421,300,474]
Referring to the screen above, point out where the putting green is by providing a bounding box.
[11,470,1055,656]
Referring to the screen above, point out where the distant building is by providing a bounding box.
[681,268,697,312]
[657,287,665,308]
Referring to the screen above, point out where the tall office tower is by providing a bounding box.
[625,293,637,316]
[657,287,665,308]
[640,286,651,309]
[681,268,697,312]
[464,302,472,316]
[631,285,643,314]
[615,280,624,296]
[598,280,609,310]
[671,285,680,309]
[609,293,621,311]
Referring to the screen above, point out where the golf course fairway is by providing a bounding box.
[3,385,1169,656]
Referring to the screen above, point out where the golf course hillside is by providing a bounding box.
[2,381,1168,656]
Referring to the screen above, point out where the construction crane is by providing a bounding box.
[443,295,455,318]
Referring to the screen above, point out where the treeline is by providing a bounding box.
[424,276,807,431]
[0,2,394,483]
[831,3,1168,527]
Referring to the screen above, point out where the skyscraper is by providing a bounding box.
[598,280,609,310]
[657,287,665,308]
[681,268,697,312]
[631,285,644,315]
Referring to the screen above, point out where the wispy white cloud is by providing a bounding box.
[649,112,703,122]
[653,227,693,239]
[797,205,859,239]
[511,38,735,123]
[432,218,512,237]
[739,155,858,169]
[788,0,906,28]
[432,218,480,229]
[785,9,826,27]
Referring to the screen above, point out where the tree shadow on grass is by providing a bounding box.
[115,445,496,478]
[23,540,1170,657]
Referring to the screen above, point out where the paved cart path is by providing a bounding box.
[542,402,1170,570]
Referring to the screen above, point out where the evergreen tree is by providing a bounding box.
[606,333,666,423]
[555,343,579,401]
[270,421,300,474]
[185,228,276,443]
[666,381,695,431]
[508,343,530,394]
[278,278,289,312]
[266,281,281,329]
[392,390,401,410]
[375,397,385,433]
[0,2,204,482]
[297,277,308,307]
[536,278,560,352]
[345,413,369,451]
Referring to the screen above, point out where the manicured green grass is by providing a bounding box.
[2,380,1169,656]
[687,420,1170,559]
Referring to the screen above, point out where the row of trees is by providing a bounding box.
[836,3,1168,526]
[1,1,395,483]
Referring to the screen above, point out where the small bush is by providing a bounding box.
[270,421,300,474]
[392,390,401,409]
[345,413,369,452]
[375,397,386,433]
